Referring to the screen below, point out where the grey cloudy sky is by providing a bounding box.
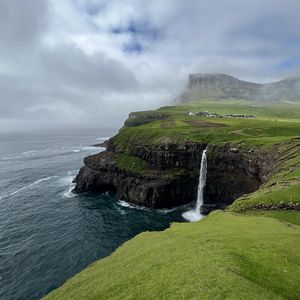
[0,0,300,131]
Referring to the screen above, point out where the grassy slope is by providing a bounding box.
[44,211,300,300]
[113,100,300,149]
[44,100,300,299]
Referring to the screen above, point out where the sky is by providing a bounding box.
[1,0,300,132]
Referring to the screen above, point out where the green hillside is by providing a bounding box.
[114,100,300,149]
[44,211,300,300]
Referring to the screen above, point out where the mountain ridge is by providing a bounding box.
[175,73,300,103]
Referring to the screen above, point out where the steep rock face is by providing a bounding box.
[175,73,300,103]
[73,149,200,208]
[202,144,279,213]
[113,142,206,170]
[74,141,279,211]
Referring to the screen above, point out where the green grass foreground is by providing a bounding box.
[44,211,300,300]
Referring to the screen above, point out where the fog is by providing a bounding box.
[1,0,300,132]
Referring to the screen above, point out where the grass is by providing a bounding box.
[229,138,300,212]
[243,210,300,226]
[111,100,300,151]
[116,154,149,174]
[115,154,188,179]
[44,211,300,300]
[229,183,300,212]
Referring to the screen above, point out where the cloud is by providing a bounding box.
[0,0,48,59]
[0,0,300,131]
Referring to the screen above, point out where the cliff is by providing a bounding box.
[73,100,300,212]
[74,141,205,208]
[74,140,278,211]
[175,73,300,103]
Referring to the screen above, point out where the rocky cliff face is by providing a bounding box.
[73,151,199,209]
[202,144,279,213]
[73,139,279,211]
[175,73,300,103]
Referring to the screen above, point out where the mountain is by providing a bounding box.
[175,73,300,103]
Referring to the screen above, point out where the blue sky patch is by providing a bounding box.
[122,40,143,54]
[112,20,161,41]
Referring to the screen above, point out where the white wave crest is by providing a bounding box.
[71,146,105,153]
[22,150,38,155]
[95,137,110,141]
[60,172,76,198]
[0,176,59,200]
[81,146,100,151]
[117,200,150,211]
[59,175,74,186]
[63,185,76,198]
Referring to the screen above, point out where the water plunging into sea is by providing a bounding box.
[182,148,208,222]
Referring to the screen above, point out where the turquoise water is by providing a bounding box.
[0,129,184,300]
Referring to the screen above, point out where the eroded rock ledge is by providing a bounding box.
[73,139,279,211]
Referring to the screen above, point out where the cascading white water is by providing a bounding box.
[196,148,207,211]
[182,148,207,222]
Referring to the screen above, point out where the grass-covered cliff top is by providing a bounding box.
[44,211,300,300]
[112,100,300,150]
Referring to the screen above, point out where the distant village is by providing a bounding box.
[187,111,256,119]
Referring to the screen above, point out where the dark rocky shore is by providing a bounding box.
[73,137,279,212]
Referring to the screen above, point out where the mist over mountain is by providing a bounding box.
[175,74,300,103]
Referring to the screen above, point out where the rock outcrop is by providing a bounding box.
[73,139,279,212]
[175,73,300,103]
[202,144,279,213]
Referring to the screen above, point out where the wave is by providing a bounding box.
[59,175,75,186]
[95,137,110,141]
[157,203,191,214]
[81,146,101,151]
[1,155,22,161]
[63,186,76,198]
[71,146,105,153]
[117,200,191,215]
[2,141,106,162]
[117,200,151,212]
[0,176,59,200]
[22,150,38,155]
[59,172,77,198]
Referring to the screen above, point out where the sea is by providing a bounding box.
[0,128,185,300]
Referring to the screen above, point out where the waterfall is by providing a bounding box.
[196,148,207,212]
[182,148,207,222]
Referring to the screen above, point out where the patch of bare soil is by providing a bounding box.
[184,120,227,127]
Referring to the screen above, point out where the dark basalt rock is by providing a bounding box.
[127,142,206,170]
[73,150,199,208]
[202,144,278,213]
[73,141,279,211]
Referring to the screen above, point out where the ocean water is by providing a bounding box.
[0,129,184,300]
